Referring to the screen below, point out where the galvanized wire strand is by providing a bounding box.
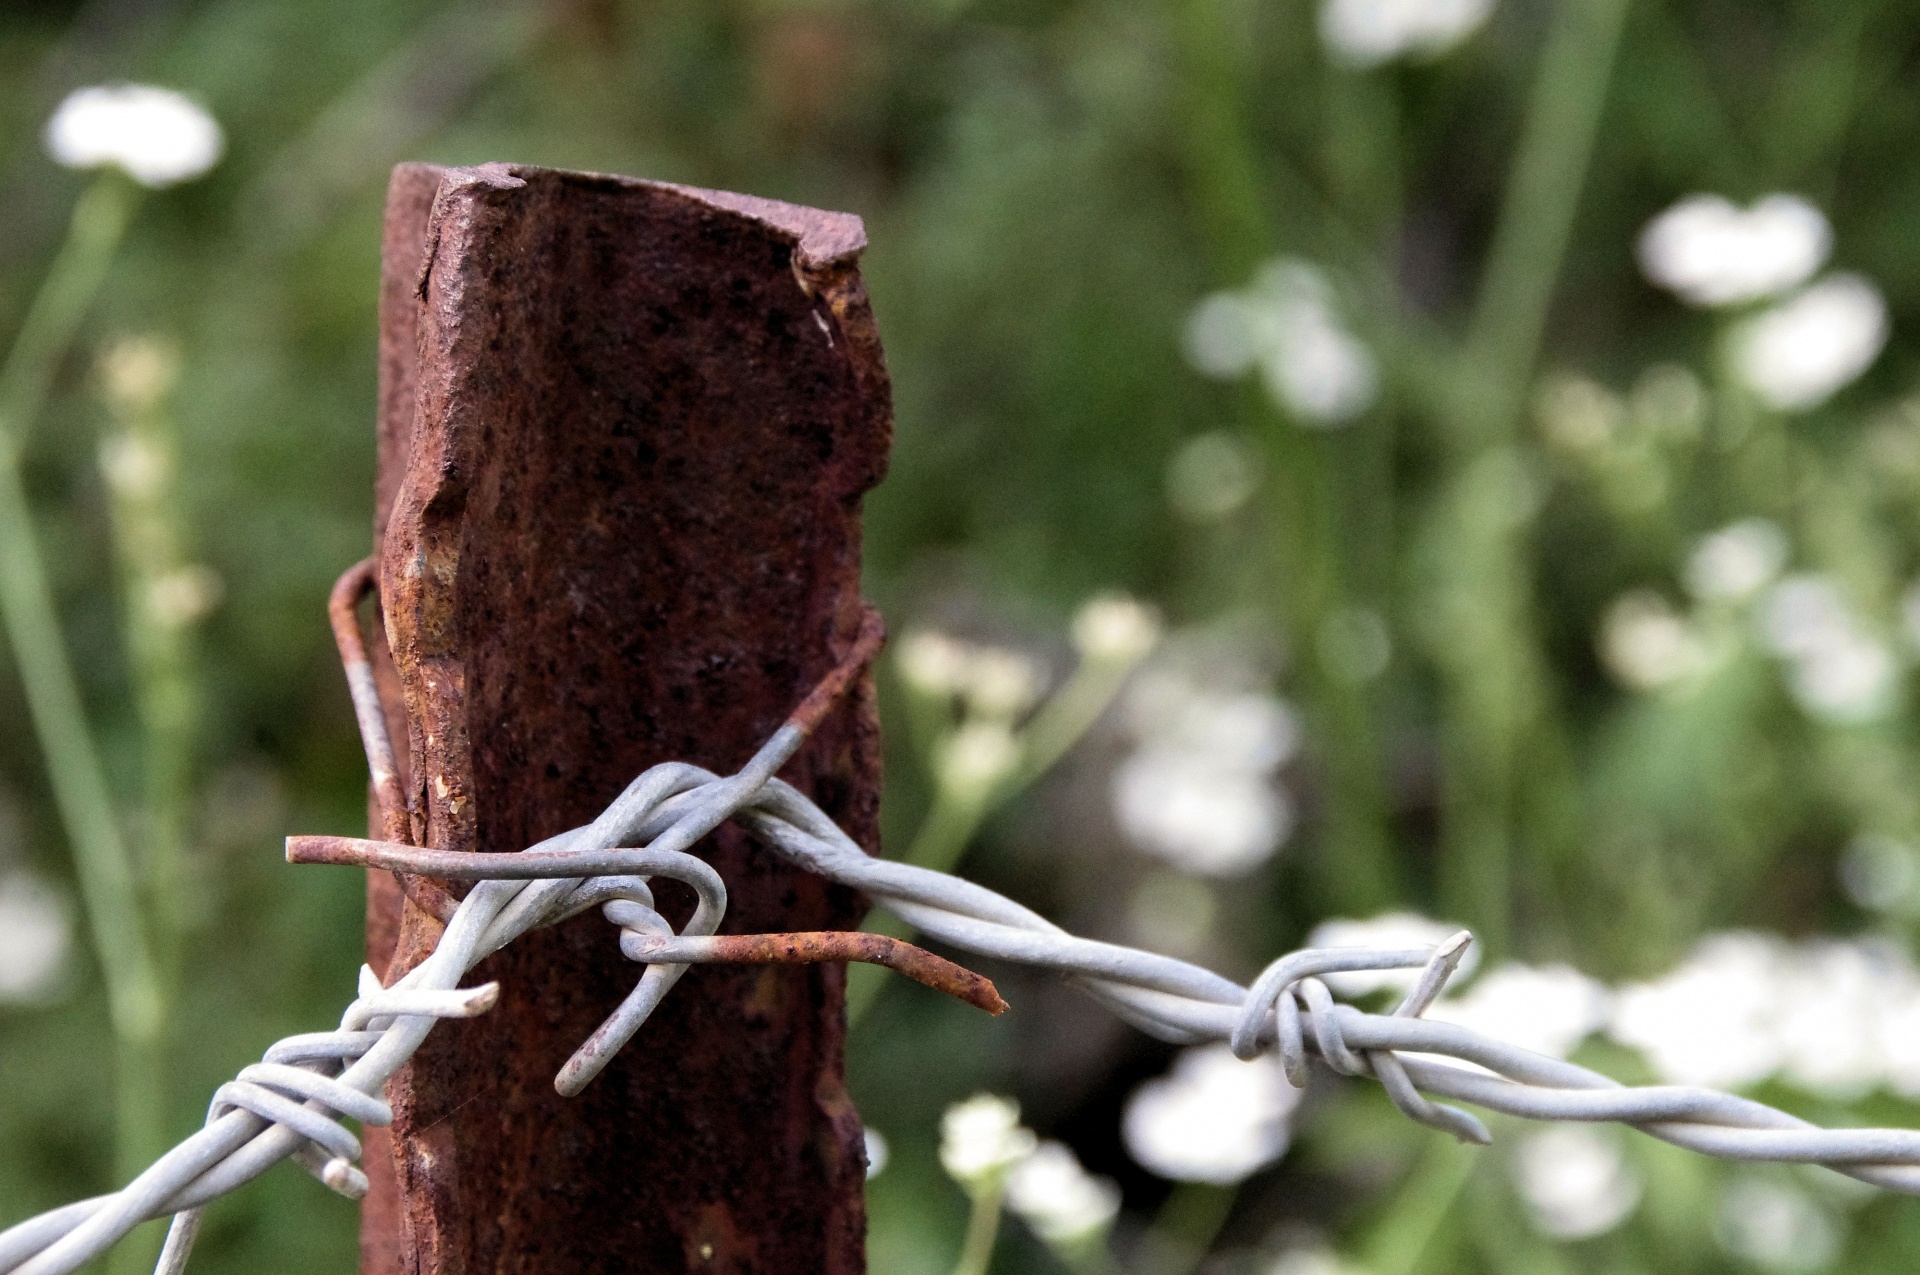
[308,731,1920,1198]
[13,611,1920,1275]
[0,847,723,1275]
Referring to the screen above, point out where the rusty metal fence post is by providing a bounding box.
[357,162,891,1273]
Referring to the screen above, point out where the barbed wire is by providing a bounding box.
[8,571,1920,1275]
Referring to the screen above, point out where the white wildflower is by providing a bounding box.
[1306,912,1478,997]
[1186,260,1378,426]
[1005,1141,1121,1245]
[1536,375,1622,454]
[1511,1125,1641,1239]
[863,1127,889,1179]
[1318,0,1495,68]
[939,1094,1036,1188]
[1839,835,1920,915]
[937,722,1021,800]
[148,565,223,630]
[1072,593,1162,666]
[1599,591,1704,690]
[1760,575,1895,724]
[0,873,72,1004]
[1790,637,1896,723]
[1167,432,1260,522]
[99,335,181,414]
[1774,939,1913,1100]
[1684,519,1788,602]
[897,629,973,697]
[1112,752,1291,877]
[1609,933,1787,1088]
[1426,962,1609,1061]
[1267,1243,1371,1275]
[1761,575,1857,659]
[1637,194,1830,308]
[45,84,223,187]
[964,647,1046,719]
[1716,1178,1836,1273]
[1113,664,1298,876]
[97,432,170,501]
[1735,274,1889,411]
[1122,1044,1300,1184]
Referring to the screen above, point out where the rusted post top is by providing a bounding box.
[359,162,891,1273]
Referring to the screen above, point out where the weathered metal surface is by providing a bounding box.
[360,161,890,1273]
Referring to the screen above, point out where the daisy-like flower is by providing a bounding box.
[1734,274,1889,412]
[1319,0,1495,68]
[45,84,223,187]
[1637,194,1829,308]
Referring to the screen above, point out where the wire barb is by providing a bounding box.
[11,587,1920,1275]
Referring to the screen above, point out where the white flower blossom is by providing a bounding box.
[1735,274,1889,411]
[1186,260,1378,425]
[1072,593,1162,666]
[1760,575,1896,724]
[148,565,224,630]
[1306,912,1477,997]
[1318,0,1495,68]
[0,873,72,1004]
[937,722,1021,800]
[1112,753,1291,877]
[1426,962,1609,1061]
[863,1127,889,1179]
[963,648,1046,719]
[1005,1141,1121,1245]
[1610,932,1787,1089]
[1599,591,1705,690]
[1840,835,1920,916]
[1612,931,1920,1102]
[1267,1242,1371,1275]
[1112,664,1298,876]
[1773,940,1911,1099]
[897,630,973,697]
[1684,519,1788,603]
[896,630,1046,718]
[1716,1178,1837,1273]
[939,1094,1036,1188]
[1123,1044,1300,1184]
[1637,194,1830,308]
[45,84,223,187]
[1511,1125,1641,1239]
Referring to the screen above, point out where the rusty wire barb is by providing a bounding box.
[10,576,1920,1275]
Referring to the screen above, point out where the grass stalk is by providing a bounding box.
[0,173,171,1267]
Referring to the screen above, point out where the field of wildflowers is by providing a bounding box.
[4,1,1920,1272]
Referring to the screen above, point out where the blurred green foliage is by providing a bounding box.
[5,0,1920,1271]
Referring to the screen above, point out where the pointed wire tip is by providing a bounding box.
[460,982,501,1015]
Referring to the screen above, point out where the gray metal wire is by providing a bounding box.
[9,652,1920,1275]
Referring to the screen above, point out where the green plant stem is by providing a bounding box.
[1361,1137,1477,1275]
[1161,0,1402,914]
[1139,1181,1236,1275]
[1456,0,1634,444]
[1428,0,1631,953]
[949,1183,1007,1275]
[0,173,168,1225]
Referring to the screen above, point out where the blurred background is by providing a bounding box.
[5,0,1920,1272]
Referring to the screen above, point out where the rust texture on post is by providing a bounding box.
[359,161,892,1274]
